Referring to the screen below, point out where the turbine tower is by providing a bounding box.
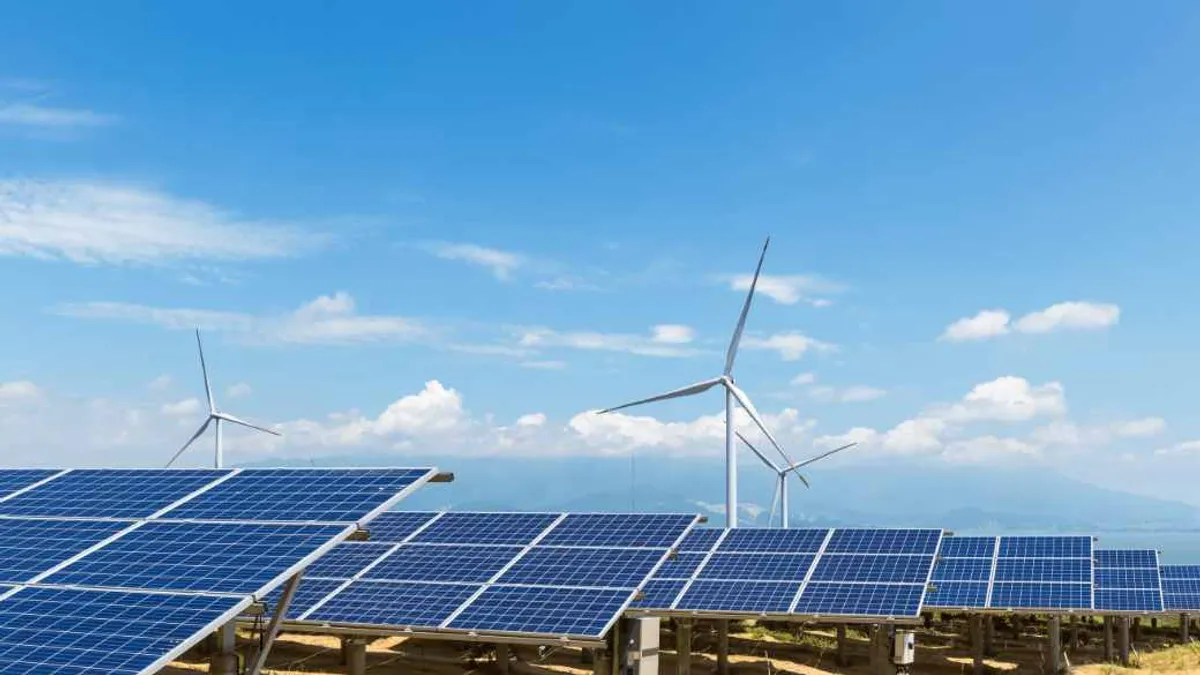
[738,432,857,527]
[598,237,781,528]
[165,329,280,469]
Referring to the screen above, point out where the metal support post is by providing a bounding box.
[1133,617,1142,642]
[1103,617,1113,661]
[836,624,849,667]
[208,620,238,675]
[1119,617,1131,666]
[1048,616,1061,675]
[716,620,729,675]
[984,615,995,656]
[676,619,692,675]
[1183,613,1191,642]
[497,643,511,675]
[345,638,367,675]
[247,572,303,675]
[1069,616,1079,651]
[970,615,984,675]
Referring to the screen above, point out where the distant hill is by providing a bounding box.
[242,454,1200,532]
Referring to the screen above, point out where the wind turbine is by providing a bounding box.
[597,237,781,528]
[165,329,280,469]
[738,432,857,528]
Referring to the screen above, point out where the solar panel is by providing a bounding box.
[413,512,560,545]
[824,529,941,555]
[809,554,933,584]
[994,558,1091,583]
[1162,564,1200,609]
[361,512,439,543]
[0,469,228,519]
[631,579,688,609]
[0,586,248,674]
[926,582,989,608]
[262,577,349,619]
[717,528,829,553]
[0,469,60,500]
[998,536,1092,559]
[365,544,523,583]
[675,580,799,613]
[161,468,435,523]
[498,547,666,588]
[678,528,723,553]
[931,558,993,582]
[0,518,130,583]
[43,521,348,595]
[1164,578,1200,594]
[698,553,815,582]
[793,582,926,618]
[655,554,707,580]
[446,585,633,638]
[938,536,997,558]
[1163,565,1200,579]
[925,535,996,610]
[305,542,396,579]
[537,514,696,548]
[1094,549,1163,613]
[305,581,481,628]
[990,582,1092,610]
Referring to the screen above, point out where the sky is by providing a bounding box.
[2,2,1200,506]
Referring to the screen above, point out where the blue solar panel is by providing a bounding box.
[994,558,1091,583]
[1096,550,1158,568]
[307,580,481,627]
[1096,569,1160,589]
[0,469,59,499]
[1164,579,1200,594]
[931,558,993,582]
[447,585,632,638]
[810,554,932,584]
[412,512,560,546]
[716,528,829,554]
[306,542,395,579]
[44,520,347,594]
[938,536,997,558]
[925,581,989,609]
[1093,549,1162,613]
[1164,592,1200,611]
[1162,565,1200,579]
[989,582,1091,610]
[499,548,665,588]
[795,582,925,617]
[363,512,439,543]
[538,514,697,548]
[0,518,130,583]
[365,545,523,583]
[678,528,723,553]
[675,580,800,613]
[824,529,941,555]
[162,468,434,523]
[655,554,707,580]
[998,536,1091,559]
[0,469,227,519]
[698,554,815,582]
[1095,589,1162,613]
[632,579,688,609]
[262,577,348,619]
[0,586,246,674]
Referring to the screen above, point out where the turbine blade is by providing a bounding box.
[196,329,215,413]
[735,431,782,472]
[724,237,770,376]
[789,442,859,470]
[215,412,281,436]
[597,377,723,415]
[768,479,781,527]
[165,418,211,468]
[726,380,794,466]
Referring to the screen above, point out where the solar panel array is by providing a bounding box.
[0,467,437,675]
[269,511,700,641]
[1161,565,1200,611]
[630,526,943,621]
[1094,549,1164,613]
[926,535,1095,612]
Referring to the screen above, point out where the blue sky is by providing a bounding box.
[2,2,1200,505]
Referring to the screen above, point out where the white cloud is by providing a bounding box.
[372,381,464,436]
[944,436,1039,464]
[422,242,523,280]
[56,292,429,346]
[0,103,116,128]
[0,180,328,265]
[520,360,567,370]
[742,332,835,361]
[161,398,201,417]
[516,413,546,428]
[936,376,1066,423]
[518,326,704,358]
[0,380,41,401]
[940,310,1011,342]
[791,372,816,386]
[941,302,1120,342]
[226,383,252,399]
[1032,417,1167,448]
[147,375,172,391]
[1156,440,1200,456]
[881,417,947,453]
[651,324,694,344]
[1112,417,1166,438]
[729,274,842,306]
[569,405,814,457]
[810,384,887,403]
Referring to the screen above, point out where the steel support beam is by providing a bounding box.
[676,619,692,675]
[1183,614,1191,643]
[345,638,367,675]
[1047,616,1061,675]
[836,624,849,667]
[208,620,238,675]
[716,620,730,675]
[970,615,984,675]
[983,615,995,656]
[247,572,303,675]
[1103,617,1114,662]
[497,643,511,675]
[1119,617,1131,666]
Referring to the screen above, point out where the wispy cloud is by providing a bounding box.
[420,241,524,280]
[727,273,843,307]
[742,332,836,361]
[0,180,328,266]
[0,103,117,128]
[55,292,429,346]
[518,324,703,358]
[940,302,1120,342]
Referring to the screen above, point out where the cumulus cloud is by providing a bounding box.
[0,380,42,402]
[935,376,1066,423]
[728,274,843,307]
[941,302,1120,342]
[161,398,201,417]
[516,413,547,428]
[0,180,327,265]
[421,242,523,280]
[742,332,836,361]
[651,324,695,344]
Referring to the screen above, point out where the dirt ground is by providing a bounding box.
[163,618,1200,675]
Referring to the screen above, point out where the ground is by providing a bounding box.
[165,618,1200,674]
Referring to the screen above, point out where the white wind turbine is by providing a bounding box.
[737,432,857,528]
[165,329,280,469]
[597,237,784,528]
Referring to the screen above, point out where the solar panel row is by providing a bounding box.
[1160,565,1200,611]
[1094,549,1163,613]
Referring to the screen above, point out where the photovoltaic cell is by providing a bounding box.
[938,536,997,559]
[0,470,59,500]
[675,580,799,614]
[0,586,246,674]
[306,580,481,628]
[989,582,1091,610]
[1096,590,1162,613]
[1162,565,1200,579]
[262,578,348,619]
[993,558,1091,583]
[1096,550,1158,568]
[1096,569,1160,589]
[447,585,632,638]
[305,542,395,579]
[698,554,815,582]
[931,558,993,582]
[538,514,696,548]
[716,528,829,554]
[678,528,723,553]
[1094,549,1162,613]
[0,469,228,519]
[997,536,1091,559]
[365,545,524,584]
[161,468,434,523]
[412,512,559,546]
[498,547,665,588]
[361,512,438,543]
[0,518,130,583]
[925,582,989,609]
[794,582,926,618]
[43,520,347,595]
[824,529,941,555]
[1164,593,1200,611]
[631,579,687,609]
[809,554,933,584]
[655,554,707,580]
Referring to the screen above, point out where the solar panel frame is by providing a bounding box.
[1093,548,1163,614]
